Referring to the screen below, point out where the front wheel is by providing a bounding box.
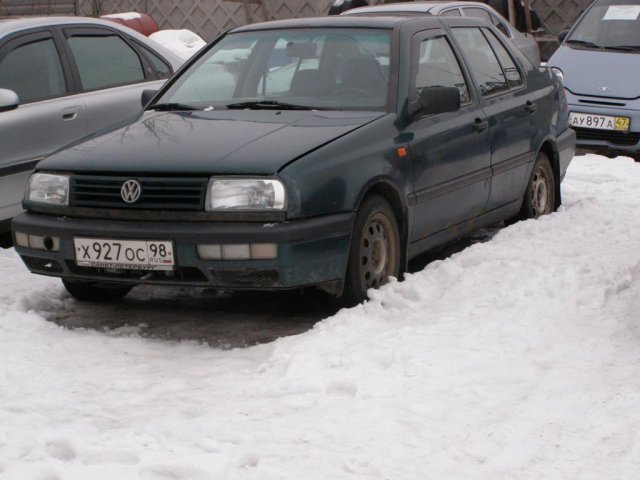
[520,152,556,220]
[341,195,401,306]
[62,279,133,302]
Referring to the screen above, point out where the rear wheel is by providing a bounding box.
[342,195,401,306]
[62,279,133,302]
[520,152,556,220]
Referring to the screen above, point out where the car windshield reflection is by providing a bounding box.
[155,28,392,111]
[567,3,640,49]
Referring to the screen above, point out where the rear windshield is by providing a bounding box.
[156,28,392,111]
[567,1,640,49]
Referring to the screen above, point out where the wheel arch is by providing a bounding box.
[355,178,409,273]
[537,139,562,210]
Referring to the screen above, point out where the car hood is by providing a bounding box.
[549,46,640,100]
[39,109,385,174]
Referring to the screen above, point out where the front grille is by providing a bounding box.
[22,256,63,273]
[67,262,208,283]
[70,176,208,211]
[573,127,640,146]
[212,269,279,286]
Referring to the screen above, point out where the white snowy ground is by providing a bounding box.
[1,154,640,480]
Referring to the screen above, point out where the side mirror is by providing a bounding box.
[0,88,19,113]
[411,86,460,118]
[558,30,570,43]
[141,89,159,108]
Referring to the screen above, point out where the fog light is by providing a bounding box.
[43,236,59,251]
[197,244,222,260]
[197,243,279,260]
[14,231,29,248]
[28,235,45,250]
[222,244,251,260]
[250,243,277,259]
[27,235,60,251]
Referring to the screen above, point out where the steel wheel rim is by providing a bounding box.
[361,212,394,289]
[531,166,550,218]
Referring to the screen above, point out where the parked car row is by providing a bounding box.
[0,17,183,247]
[10,14,575,304]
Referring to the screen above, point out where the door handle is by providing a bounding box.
[62,106,81,121]
[473,118,489,132]
[525,101,537,114]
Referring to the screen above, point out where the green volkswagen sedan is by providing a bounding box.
[12,15,575,305]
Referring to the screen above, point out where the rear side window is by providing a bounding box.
[0,38,66,103]
[138,43,172,79]
[441,8,462,17]
[452,27,508,97]
[483,28,523,88]
[465,7,492,23]
[67,34,146,90]
[415,35,470,104]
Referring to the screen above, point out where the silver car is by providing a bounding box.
[343,1,541,66]
[0,17,183,247]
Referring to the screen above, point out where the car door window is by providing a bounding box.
[440,8,461,17]
[415,35,470,104]
[483,28,523,88]
[0,37,66,103]
[452,27,508,97]
[464,7,493,24]
[488,12,511,37]
[137,43,172,79]
[66,32,145,91]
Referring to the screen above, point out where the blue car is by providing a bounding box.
[548,0,640,161]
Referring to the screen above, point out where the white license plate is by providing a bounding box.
[74,238,174,271]
[569,112,630,131]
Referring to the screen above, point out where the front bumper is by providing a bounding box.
[565,90,640,157]
[12,212,355,290]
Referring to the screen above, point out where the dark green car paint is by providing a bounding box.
[12,15,575,294]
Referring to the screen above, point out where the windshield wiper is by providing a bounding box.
[225,100,314,110]
[565,39,602,49]
[603,45,640,52]
[148,103,199,111]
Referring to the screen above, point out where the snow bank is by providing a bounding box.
[149,29,206,60]
[1,154,640,479]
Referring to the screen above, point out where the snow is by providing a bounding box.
[101,12,143,21]
[1,154,640,479]
[149,30,207,60]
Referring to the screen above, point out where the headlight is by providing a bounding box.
[205,178,286,211]
[26,173,70,205]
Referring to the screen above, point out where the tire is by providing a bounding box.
[341,195,401,306]
[519,152,556,220]
[62,279,133,302]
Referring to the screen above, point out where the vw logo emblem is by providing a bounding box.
[121,180,141,203]
[599,86,611,92]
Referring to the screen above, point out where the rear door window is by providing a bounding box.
[0,35,67,103]
[65,29,146,91]
[483,28,523,88]
[452,27,508,97]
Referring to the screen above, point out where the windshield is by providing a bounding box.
[567,1,640,49]
[155,28,392,111]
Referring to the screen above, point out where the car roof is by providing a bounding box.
[230,14,485,33]
[344,1,500,15]
[0,16,129,35]
[0,16,182,67]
